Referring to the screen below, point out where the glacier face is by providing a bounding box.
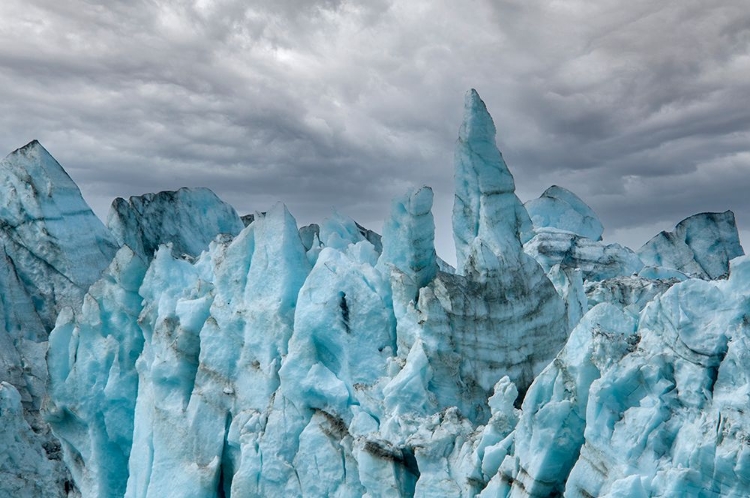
[0,89,748,497]
[45,89,570,497]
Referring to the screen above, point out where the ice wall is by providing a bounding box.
[47,247,148,497]
[45,90,571,497]
[2,89,743,497]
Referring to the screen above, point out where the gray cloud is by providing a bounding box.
[1,0,749,263]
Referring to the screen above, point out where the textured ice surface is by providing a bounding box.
[0,239,48,412]
[47,247,148,497]
[525,229,644,282]
[0,141,118,328]
[565,257,750,497]
[453,89,534,275]
[0,140,118,497]
[108,187,243,260]
[584,275,679,313]
[488,257,750,497]
[1,90,747,497]
[525,185,604,241]
[0,382,72,497]
[0,239,67,497]
[503,304,638,496]
[638,211,744,279]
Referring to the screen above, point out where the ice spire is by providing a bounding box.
[379,185,437,289]
[452,89,532,275]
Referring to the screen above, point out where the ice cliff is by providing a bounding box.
[1,90,749,497]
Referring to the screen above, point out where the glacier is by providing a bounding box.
[0,90,748,497]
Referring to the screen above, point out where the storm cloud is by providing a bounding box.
[1,0,749,262]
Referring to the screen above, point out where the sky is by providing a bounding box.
[1,0,749,263]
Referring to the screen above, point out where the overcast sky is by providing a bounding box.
[1,0,749,263]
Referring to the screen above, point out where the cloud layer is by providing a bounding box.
[1,0,749,262]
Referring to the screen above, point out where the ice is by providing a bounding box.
[378,186,437,289]
[525,185,604,241]
[638,210,744,279]
[0,140,118,497]
[0,140,118,328]
[122,204,312,497]
[38,90,576,497]
[524,229,644,281]
[280,242,396,416]
[584,275,680,313]
[0,239,48,413]
[0,91,741,497]
[502,304,638,496]
[547,264,587,332]
[434,90,567,405]
[0,382,69,497]
[47,247,149,497]
[564,257,750,496]
[453,89,533,276]
[522,185,644,290]
[108,187,243,260]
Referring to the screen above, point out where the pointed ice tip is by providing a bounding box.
[465,88,482,107]
[9,139,52,161]
[460,89,496,142]
[4,140,42,162]
[19,139,44,153]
